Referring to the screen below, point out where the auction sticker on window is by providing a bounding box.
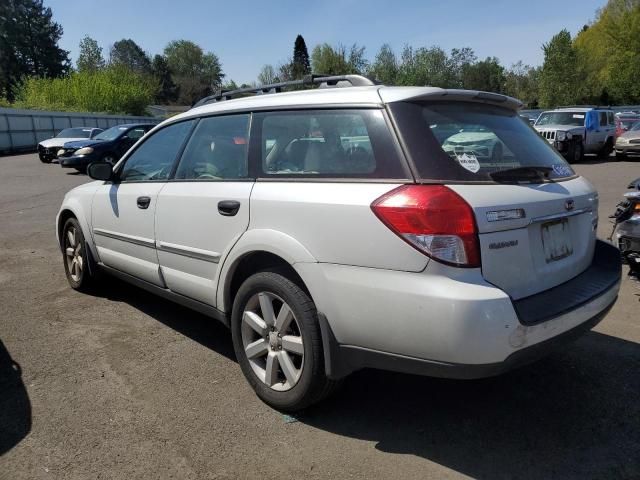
[456,153,480,173]
[552,164,573,177]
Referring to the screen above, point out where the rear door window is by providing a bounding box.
[254,109,408,179]
[389,102,575,182]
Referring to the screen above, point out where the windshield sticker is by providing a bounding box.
[572,114,585,119]
[552,164,573,176]
[456,153,480,173]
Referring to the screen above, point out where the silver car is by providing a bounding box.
[56,75,621,411]
[615,121,640,159]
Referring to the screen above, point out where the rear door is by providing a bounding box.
[389,100,599,299]
[155,114,253,305]
[91,120,195,285]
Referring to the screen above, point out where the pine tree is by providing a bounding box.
[0,0,70,100]
[292,35,311,78]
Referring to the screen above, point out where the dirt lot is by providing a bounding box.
[0,153,639,480]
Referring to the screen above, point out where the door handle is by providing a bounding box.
[137,196,151,209]
[218,200,240,216]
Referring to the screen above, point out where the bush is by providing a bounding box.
[14,65,157,115]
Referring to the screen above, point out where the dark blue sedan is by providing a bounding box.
[58,123,156,172]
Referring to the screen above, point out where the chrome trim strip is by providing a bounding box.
[529,207,593,224]
[93,228,156,249]
[156,241,220,264]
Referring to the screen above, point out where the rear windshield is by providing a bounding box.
[56,128,93,138]
[535,111,586,126]
[390,102,575,182]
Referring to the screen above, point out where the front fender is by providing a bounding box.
[215,228,318,312]
[56,196,98,261]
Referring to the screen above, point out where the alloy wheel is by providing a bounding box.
[64,226,83,282]
[241,292,304,391]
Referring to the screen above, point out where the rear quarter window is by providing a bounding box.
[253,109,408,179]
[389,102,575,182]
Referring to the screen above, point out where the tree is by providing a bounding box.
[163,40,224,105]
[368,44,398,84]
[311,43,368,75]
[0,0,70,101]
[504,61,540,107]
[462,57,506,93]
[258,64,278,85]
[77,35,105,72]
[539,29,580,107]
[151,54,178,104]
[396,45,453,87]
[292,35,311,78]
[109,39,151,75]
[448,47,477,87]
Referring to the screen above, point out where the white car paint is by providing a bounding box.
[57,83,619,378]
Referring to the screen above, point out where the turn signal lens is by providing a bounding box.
[371,185,480,267]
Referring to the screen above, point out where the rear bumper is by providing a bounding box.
[301,240,621,380]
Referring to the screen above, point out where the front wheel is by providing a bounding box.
[62,218,99,291]
[231,271,338,411]
[39,152,51,163]
[568,141,584,163]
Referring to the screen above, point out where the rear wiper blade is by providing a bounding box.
[490,166,554,183]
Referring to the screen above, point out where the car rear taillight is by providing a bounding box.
[371,185,480,268]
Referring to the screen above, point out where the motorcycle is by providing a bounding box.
[610,177,640,278]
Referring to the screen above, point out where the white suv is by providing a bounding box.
[56,75,621,411]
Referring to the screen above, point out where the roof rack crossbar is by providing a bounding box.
[192,74,376,108]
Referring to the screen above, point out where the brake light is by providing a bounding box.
[371,185,480,267]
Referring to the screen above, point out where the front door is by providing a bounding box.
[91,119,196,285]
[155,114,253,305]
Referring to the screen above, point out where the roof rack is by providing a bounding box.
[192,74,377,108]
[557,105,611,109]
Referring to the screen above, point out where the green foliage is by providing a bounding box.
[163,40,224,105]
[504,62,540,108]
[367,44,398,84]
[539,29,580,107]
[292,35,311,79]
[77,36,105,72]
[0,0,70,101]
[462,57,506,93]
[151,54,178,103]
[110,39,152,74]
[15,65,157,115]
[311,43,368,75]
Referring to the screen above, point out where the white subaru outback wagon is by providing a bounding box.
[56,75,621,411]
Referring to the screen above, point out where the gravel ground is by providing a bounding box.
[0,153,639,480]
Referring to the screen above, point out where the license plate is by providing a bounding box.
[541,219,573,263]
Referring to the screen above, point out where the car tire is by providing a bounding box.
[569,141,583,163]
[598,139,614,159]
[75,166,87,174]
[38,152,51,164]
[61,217,100,292]
[231,270,339,412]
[616,151,627,161]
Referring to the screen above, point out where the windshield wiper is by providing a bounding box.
[490,166,554,183]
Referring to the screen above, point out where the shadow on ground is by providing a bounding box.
[86,279,639,479]
[0,339,31,456]
[300,331,640,479]
[92,279,235,362]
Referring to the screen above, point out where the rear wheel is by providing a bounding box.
[231,271,338,411]
[598,138,614,159]
[62,218,99,291]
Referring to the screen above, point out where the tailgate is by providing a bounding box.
[449,177,599,299]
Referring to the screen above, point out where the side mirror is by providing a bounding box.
[87,162,114,181]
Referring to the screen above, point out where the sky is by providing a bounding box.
[47,0,606,84]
